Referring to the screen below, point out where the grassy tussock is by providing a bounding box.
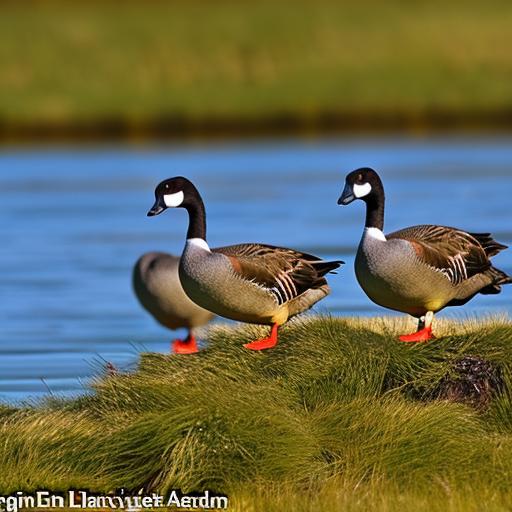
[2,316,512,510]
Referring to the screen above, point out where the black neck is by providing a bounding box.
[364,188,385,230]
[184,192,207,240]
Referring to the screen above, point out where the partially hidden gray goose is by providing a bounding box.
[133,252,214,354]
[338,167,511,342]
[147,176,343,350]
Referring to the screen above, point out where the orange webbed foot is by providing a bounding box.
[399,327,435,343]
[172,333,199,354]
[244,324,279,351]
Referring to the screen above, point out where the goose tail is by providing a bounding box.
[311,259,344,277]
[470,232,508,258]
[480,266,512,295]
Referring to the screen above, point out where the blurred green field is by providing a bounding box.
[2,316,512,511]
[1,0,512,136]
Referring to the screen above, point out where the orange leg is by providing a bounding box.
[244,323,279,351]
[172,331,199,354]
[399,312,436,343]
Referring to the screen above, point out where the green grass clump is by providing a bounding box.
[2,316,512,510]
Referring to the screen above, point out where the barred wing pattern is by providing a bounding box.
[213,243,341,305]
[387,225,492,285]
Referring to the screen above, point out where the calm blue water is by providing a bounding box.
[1,137,512,402]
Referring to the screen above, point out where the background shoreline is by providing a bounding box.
[2,110,512,144]
[2,0,512,144]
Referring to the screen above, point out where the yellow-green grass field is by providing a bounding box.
[1,0,512,138]
[2,316,512,511]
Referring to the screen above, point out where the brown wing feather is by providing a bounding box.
[212,243,342,305]
[468,232,508,257]
[387,225,491,285]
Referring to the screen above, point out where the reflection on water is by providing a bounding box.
[1,137,511,401]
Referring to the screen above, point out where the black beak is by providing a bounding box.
[338,182,355,205]
[147,196,166,216]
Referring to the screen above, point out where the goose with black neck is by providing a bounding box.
[338,167,511,342]
[148,176,343,350]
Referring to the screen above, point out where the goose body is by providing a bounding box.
[356,226,508,317]
[181,240,334,326]
[339,168,511,341]
[133,251,214,353]
[147,177,342,350]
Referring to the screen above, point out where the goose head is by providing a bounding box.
[338,167,384,206]
[147,176,198,216]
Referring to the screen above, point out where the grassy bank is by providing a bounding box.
[2,316,512,510]
[1,1,512,140]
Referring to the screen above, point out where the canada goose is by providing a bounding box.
[133,252,214,354]
[338,167,511,342]
[147,176,343,350]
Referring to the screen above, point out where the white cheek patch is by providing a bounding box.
[163,190,184,207]
[353,182,372,198]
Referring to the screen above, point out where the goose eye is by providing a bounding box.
[357,173,363,182]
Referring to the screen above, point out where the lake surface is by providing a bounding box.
[1,137,511,402]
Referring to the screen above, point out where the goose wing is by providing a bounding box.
[387,225,492,285]
[213,243,342,305]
